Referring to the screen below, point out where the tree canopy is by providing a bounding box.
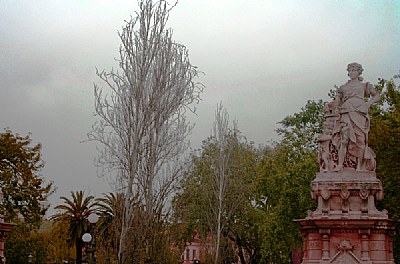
[255,100,323,263]
[173,130,260,264]
[369,75,400,260]
[0,129,54,228]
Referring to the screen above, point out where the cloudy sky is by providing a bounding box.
[1,0,399,213]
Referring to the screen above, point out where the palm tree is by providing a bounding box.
[96,192,124,262]
[52,191,98,264]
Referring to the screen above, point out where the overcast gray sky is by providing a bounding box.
[1,0,399,214]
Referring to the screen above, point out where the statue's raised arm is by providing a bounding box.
[318,62,381,172]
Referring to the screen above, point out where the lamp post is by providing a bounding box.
[82,213,99,264]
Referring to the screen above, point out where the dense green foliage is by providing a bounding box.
[173,132,261,264]
[0,130,54,228]
[173,100,324,263]
[5,225,48,264]
[369,75,400,260]
[45,220,75,263]
[276,100,325,154]
[5,220,75,264]
[255,100,323,263]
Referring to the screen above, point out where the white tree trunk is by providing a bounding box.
[213,103,230,264]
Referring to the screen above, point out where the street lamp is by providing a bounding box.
[28,253,33,263]
[82,213,99,264]
[82,233,92,243]
[88,213,99,225]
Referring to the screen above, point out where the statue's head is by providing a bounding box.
[347,62,363,73]
[347,62,363,81]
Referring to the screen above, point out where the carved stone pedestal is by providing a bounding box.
[295,171,396,264]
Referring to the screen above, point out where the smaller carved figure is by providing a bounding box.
[318,135,331,172]
[317,103,339,172]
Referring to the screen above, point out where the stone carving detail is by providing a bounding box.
[329,240,362,264]
[318,62,381,172]
[359,184,370,200]
[339,185,350,200]
[321,186,331,200]
[370,241,385,250]
[337,240,353,251]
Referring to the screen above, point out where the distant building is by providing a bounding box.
[181,230,302,264]
[181,231,254,264]
[181,231,212,264]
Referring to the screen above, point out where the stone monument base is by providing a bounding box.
[295,218,395,264]
[295,171,395,263]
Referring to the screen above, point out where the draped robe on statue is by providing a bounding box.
[332,81,375,169]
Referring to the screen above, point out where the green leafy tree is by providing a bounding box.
[0,129,54,228]
[52,191,98,264]
[276,100,325,155]
[5,224,47,264]
[173,124,260,264]
[256,145,317,263]
[44,220,75,264]
[256,100,324,263]
[227,194,264,264]
[369,75,400,260]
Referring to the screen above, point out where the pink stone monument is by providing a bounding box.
[296,63,395,263]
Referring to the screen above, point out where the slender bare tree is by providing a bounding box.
[211,103,236,264]
[88,0,202,262]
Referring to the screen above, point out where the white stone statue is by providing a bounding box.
[319,63,381,172]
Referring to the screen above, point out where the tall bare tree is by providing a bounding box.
[213,103,229,264]
[211,103,236,264]
[88,0,202,262]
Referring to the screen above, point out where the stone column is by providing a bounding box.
[319,229,330,260]
[359,229,370,261]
